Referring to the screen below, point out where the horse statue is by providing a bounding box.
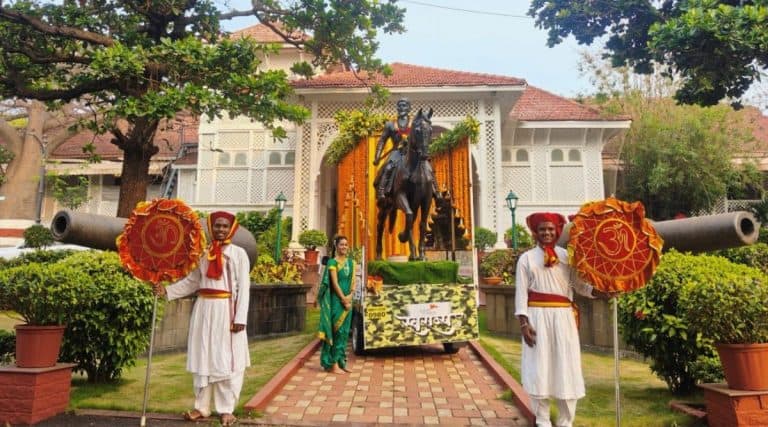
[375,108,435,261]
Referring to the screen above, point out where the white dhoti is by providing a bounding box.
[166,244,251,416]
[515,246,595,426]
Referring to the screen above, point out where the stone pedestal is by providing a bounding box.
[700,383,768,427]
[301,264,320,306]
[0,363,75,425]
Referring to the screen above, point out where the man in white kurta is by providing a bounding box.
[154,211,250,426]
[515,212,606,427]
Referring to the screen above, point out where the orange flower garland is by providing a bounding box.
[116,198,206,285]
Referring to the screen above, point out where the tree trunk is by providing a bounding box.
[116,144,153,218]
[0,104,45,220]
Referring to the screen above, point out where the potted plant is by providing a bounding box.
[298,229,328,265]
[479,249,519,285]
[504,224,534,249]
[682,264,768,390]
[248,254,311,336]
[474,227,497,253]
[0,262,83,368]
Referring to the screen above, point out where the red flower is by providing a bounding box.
[634,310,646,320]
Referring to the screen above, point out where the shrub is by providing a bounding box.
[250,253,304,284]
[23,224,54,249]
[617,251,765,394]
[479,249,522,283]
[0,262,86,325]
[504,224,534,249]
[681,262,768,344]
[0,248,76,270]
[298,229,328,250]
[0,329,14,365]
[54,251,156,382]
[715,243,768,275]
[474,227,496,252]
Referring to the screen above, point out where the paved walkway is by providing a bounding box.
[247,341,531,426]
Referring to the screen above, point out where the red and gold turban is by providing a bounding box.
[526,212,567,267]
[206,211,239,279]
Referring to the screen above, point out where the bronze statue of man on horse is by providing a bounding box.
[373,98,441,261]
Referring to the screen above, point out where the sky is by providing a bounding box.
[375,1,594,98]
[224,1,597,99]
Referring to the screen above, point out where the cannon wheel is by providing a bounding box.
[443,341,466,354]
[351,311,366,356]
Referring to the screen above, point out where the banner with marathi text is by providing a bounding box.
[362,283,478,349]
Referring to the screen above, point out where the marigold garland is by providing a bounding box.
[429,116,480,156]
[116,198,206,285]
[325,109,389,165]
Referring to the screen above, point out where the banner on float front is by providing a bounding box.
[362,283,478,349]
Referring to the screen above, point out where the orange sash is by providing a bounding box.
[528,290,580,328]
[198,289,232,299]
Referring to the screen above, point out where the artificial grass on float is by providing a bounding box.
[367,260,459,285]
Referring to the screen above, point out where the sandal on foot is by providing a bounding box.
[220,414,237,426]
[183,409,205,421]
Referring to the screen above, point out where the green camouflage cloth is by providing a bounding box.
[363,283,478,349]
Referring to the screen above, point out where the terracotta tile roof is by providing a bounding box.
[510,86,630,122]
[49,113,199,161]
[230,23,307,43]
[292,62,526,89]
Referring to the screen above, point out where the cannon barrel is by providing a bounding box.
[50,210,259,267]
[557,211,760,253]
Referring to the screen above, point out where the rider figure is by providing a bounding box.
[373,98,440,201]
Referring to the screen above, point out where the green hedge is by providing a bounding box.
[618,250,767,394]
[367,261,459,285]
[0,251,156,382]
[55,251,157,382]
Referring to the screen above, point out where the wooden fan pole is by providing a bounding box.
[140,294,159,427]
[613,297,621,426]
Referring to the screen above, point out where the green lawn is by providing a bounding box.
[68,308,320,416]
[477,310,706,427]
[4,307,705,425]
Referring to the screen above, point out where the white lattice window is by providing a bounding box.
[218,131,249,150]
[268,152,281,165]
[568,149,581,162]
[515,149,529,163]
[234,153,248,166]
[551,149,564,162]
[218,152,230,166]
[552,148,583,166]
[214,169,249,203]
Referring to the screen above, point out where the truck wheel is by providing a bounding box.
[443,342,463,354]
[352,312,366,356]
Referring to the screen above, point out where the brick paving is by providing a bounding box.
[255,342,529,426]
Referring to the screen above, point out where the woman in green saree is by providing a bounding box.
[317,235,356,373]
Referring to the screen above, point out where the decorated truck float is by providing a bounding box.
[333,111,483,355]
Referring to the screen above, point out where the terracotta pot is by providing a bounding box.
[482,276,503,285]
[304,249,319,265]
[15,324,66,368]
[715,343,768,391]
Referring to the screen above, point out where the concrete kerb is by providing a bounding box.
[467,341,535,424]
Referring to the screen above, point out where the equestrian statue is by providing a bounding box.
[373,98,440,261]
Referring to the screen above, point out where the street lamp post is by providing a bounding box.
[505,191,519,250]
[274,192,287,262]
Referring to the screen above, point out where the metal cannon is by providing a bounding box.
[50,210,259,267]
[556,211,760,253]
